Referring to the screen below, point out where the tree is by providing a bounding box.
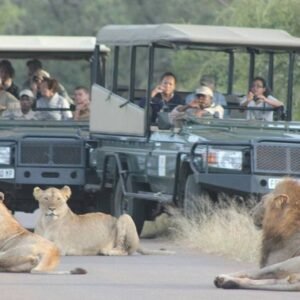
[0,0,22,33]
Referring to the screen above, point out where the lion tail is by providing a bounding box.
[136,247,175,255]
[31,267,87,275]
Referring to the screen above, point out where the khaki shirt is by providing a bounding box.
[74,108,90,121]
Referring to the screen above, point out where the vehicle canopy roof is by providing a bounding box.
[0,35,110,59]
[96,23,300,52]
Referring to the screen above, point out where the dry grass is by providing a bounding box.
[142,196,262,264]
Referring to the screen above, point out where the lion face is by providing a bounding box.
[33,186,72,219]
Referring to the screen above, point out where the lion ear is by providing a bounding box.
[61,186,71,201]
[273,194,289,209]
[33,187,42,200]
[0,192,4,202]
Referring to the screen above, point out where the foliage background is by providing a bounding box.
[1,0,300,117]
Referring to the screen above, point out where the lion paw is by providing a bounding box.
[214,275,226,288]
[214,275,240,289]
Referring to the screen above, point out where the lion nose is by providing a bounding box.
[49,207,55,211]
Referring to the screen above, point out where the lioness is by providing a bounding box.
[34,186,173,256]
[214,177,300,291]
[0,192,85,274]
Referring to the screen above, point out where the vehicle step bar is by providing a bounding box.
[127,191,173,203]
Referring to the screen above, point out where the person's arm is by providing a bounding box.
[261,95,283,108]
[175,99,200,112]
[240,91,254,107]
[169,105,186,124]
[151,85,164,98]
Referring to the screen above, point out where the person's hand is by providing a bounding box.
[151,85,164,98]
[73,102,89,120]
[188,99,200,109]
[247,90,255,101]
[75,102,88,112]
[253,95,265,104]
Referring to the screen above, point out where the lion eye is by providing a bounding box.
[44,197,48,201]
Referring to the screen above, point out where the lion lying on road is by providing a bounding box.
[215,177,300,291]
[0,192,85,274]
[34,186,173,256]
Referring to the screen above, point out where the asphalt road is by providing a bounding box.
[3,213,298,300]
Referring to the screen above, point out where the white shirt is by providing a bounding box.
[241,95,276,121]
[36,93,72,120]
[2,108,37,120]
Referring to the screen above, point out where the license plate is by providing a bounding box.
[0,169,15,179]
[268,178,282,189]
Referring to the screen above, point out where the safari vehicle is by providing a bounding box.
[89,24,300,233]
[0,35,109,213]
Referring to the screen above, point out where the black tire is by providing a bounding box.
[183,174,212,218]
[112,178,146,235]
[95,188,112,214]
[176,163,192,209]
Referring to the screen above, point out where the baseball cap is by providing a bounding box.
[19,89,35,99]
[195,86,213,97]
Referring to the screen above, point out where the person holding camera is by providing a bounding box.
[170,86,224,125]
[139,71,184,123]
[240,76,283,121]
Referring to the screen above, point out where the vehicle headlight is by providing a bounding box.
[0,147,11,165]
[207,149,242,170]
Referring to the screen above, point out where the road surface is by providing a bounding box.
[2,213,297,300]
[2,239,300,299]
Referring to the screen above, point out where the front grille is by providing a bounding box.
[255,144,300,174]
[20,140,83,166]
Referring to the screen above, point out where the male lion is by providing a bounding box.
[214,177,300,291]
[0,192,85,274]
[34,186,173,256]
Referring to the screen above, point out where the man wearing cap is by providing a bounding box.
[2,89,37,120]
[186,75,227,108]
[170,86,224,123]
